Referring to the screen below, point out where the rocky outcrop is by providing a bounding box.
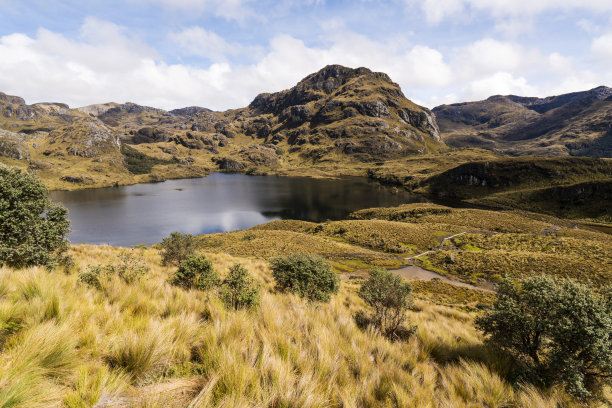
[132,127,170,144]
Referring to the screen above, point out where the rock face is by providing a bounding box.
[434,86,612,157]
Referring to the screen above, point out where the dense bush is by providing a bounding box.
[78,251,150,288]
[357,268,416,340]
[219,264,260,310]
[0,166,70,268]
[170,255,219,290]
[160,231,198,266]
[270,254,339,302]
[476,276,612,400]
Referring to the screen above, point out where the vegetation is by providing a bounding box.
[270,254,339,302]
[1,244,596,407]
[121,144,176,175]
[160,231,198,266]
[78,251,150,288]
[219,264,260,310]
[0,165,70,268]
[356,268,416,340]
[476,276,612,400]
[170,254,219,290]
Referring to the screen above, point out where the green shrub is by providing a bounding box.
[270,254,339,302]
[0,166,70,268]
[357,268,416,340]
[476,276,612,400]
[219,264,260,310]
[171,255,219,290]
[160,231,198,266]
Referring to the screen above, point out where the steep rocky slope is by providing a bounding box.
[434,86,612,157]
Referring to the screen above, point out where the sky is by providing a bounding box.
[1,0,612,111]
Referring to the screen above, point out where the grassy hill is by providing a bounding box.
[2,203,610,406]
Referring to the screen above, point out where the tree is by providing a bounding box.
[357,268,415,340]
[170,255,219,290]
[270,254,339,302]
[0,166,70,268]
[219,264,260,310]
[160,231,198,266]
[476,276,612,400]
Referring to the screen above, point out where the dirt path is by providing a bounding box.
[390,264,494,292]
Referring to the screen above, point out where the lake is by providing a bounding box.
[50,173,426,246]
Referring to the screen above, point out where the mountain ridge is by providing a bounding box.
[433,86,612,157]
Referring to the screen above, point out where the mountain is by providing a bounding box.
[433,86,612,157]
[0,65,444,189]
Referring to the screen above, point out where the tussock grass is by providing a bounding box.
[0,244,602,407]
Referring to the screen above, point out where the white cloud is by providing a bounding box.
[463,72,536,99]
[592,32,612,62]
[0,16,607,112]
[416,0,612,31]
[168,26,262,61]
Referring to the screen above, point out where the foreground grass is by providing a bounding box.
[0,244,597,407]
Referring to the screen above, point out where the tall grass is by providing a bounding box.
[0,245,602,407]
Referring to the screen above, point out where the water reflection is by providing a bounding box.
[50,173,427,246]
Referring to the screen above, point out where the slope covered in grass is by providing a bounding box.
[0,245,591,407]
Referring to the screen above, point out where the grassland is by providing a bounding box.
[1,203,610,406]
[0,244,598,408]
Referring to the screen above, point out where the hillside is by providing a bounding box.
[0,65,444,190]
[434,87,612,157]
[417,157,612,222]
[1,203,609,407]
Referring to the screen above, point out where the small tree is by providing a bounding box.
[170,255,219,290]
[476,276,612,400]
[270,254,339,302]
[219,264,260,310]
[0,166,70,268]
[357,268,415,339]
[160,231,198,266]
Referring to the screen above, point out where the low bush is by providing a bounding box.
[219,264,260,310]
[160,231,198,266]
[357,268,416,341]
[78,251,149,289]
[270,254,339,302]
[170,255,219,291]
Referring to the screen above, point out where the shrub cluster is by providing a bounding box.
[78,251,150,289]
[170,255,259,311]
[270,254,339,302]
[477,276,612,400]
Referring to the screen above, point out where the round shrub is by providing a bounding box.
[171,255,219,290]
[0,166,70,268]
[219,264,260,310]
[270,254,339,302]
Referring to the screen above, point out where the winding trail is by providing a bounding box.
[397,230,494,291]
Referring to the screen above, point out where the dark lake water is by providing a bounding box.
[49,173,426,246]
